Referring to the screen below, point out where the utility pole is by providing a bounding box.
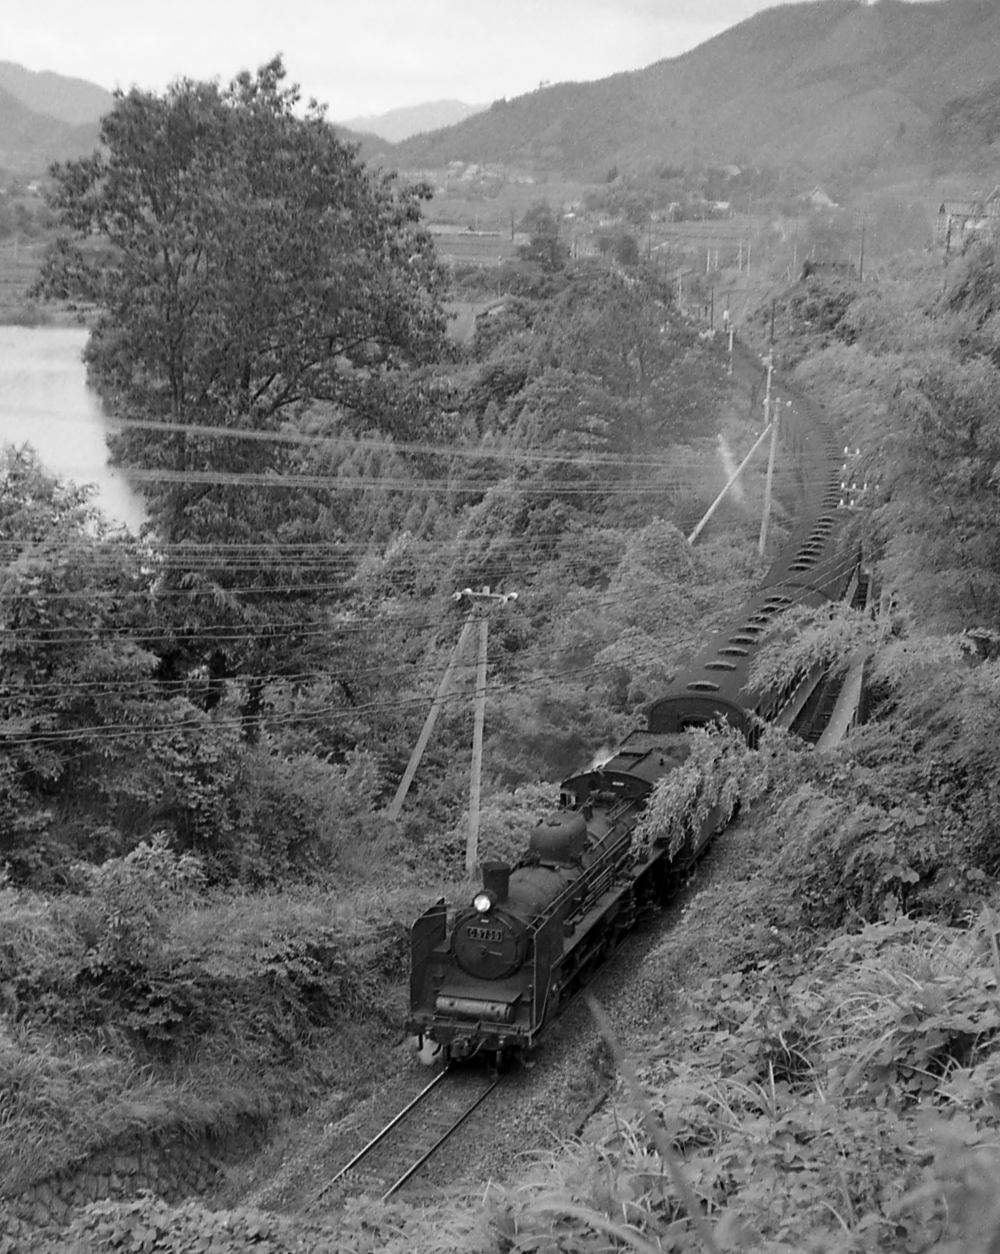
[460,586,517,874]
[709,286,715,330]
[859,218,866,281]
[386,607,477,821]
[688,423,773,544]
[758,352,778,556]
[386,586,516,838]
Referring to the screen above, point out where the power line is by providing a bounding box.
[0,551,857,745]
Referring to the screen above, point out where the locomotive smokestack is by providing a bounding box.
[481,860,511,901]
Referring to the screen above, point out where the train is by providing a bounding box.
[406,369,862,1068]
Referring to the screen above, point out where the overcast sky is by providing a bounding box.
[5,0,869,121]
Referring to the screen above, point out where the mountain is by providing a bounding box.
[0,85,100,174]
[389,0,1000,179]
[338,99,488,143]
[0,62,113,127]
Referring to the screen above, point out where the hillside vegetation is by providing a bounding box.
[3,50,1000,1254]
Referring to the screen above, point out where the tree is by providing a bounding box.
[518,202,569,273]
[37,57,447,683]
[38,57,445,545]
[613,232,640,267]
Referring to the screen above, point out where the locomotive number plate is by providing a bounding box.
[466,926,504,943]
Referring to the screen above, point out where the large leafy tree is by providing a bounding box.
[38,57,446,686]
[41,58,444,474]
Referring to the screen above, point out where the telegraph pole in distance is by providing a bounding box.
[758,351,778,556]
[688,422,772,544]
[859,218,866,281]
[461,586,518,874]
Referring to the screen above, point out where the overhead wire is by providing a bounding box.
[3,332,853,750]
[1,541,860,743]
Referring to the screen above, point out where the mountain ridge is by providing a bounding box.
[338,98,488,143]
[0,84,101,174]
[4,2,1000,185]
[0,62,113,127]
[384,0,1000,178]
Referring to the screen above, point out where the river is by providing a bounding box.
[0,325,146,530]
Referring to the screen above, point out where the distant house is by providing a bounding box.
[936,200,977,244]
[800,259,857,281]
[936,190,1000,247]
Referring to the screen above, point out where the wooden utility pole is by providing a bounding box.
[859,218,866,281]
[468,609,489,874]
[758,352,778,556]
[688,423,773,544]
[460,586,517,874]
[386,605,477,821]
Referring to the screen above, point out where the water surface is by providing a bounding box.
[0,326,145,530]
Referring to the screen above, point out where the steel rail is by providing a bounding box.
[381,1072,504,1200]
[307,1068,450,1208]
[308,1067,504,1208]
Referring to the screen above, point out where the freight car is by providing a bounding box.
[407,374,861,1067]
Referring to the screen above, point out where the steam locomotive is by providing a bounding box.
[406,376,861,1067]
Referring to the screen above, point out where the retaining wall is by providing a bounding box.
[0,1122,267,1245]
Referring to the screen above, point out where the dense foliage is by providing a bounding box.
[4,61,771,1209]
[35,58,448,695]
[9,52,1000,1248]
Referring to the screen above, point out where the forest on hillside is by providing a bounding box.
[4,55,1000,1254]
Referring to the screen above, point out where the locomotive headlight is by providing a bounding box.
[473,890,495,913]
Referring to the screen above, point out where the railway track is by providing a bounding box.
[308,1066,504,1206]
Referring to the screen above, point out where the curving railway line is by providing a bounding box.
[245,327,864,1219]
[308,1066,505,1206]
